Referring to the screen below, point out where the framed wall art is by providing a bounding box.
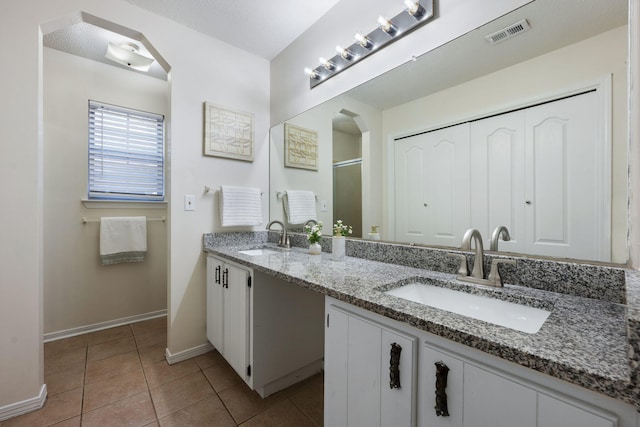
[203,102,254,162]
[284,123,318,171]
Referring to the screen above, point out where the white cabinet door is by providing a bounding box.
[222,262,251,384]
[380,328,416,427]
[394,123,471,247]
[324,307,349,427]
[347,315,383,427]
[206,256,224,352]
[421,344,464,427]
[325,301,416,427]
[538,393,615,427]
[463,364,536,427]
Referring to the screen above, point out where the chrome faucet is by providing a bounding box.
[490,225,511,251]
[450,228,516,287]
[461,229,485,280]
[266,220,290,249]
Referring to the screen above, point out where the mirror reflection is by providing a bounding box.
[270,0,628,264]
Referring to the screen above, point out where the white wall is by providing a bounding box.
[0,0,269,413]
[43,48,168,335]
[270,0,533,126]
[382,26,628,263]
[270,95,382,232]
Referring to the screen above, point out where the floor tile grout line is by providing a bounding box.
[132,323,161,424]
[78,341,88,426]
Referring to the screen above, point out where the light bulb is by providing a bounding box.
[319,57,335,71]
[377,16,397,35]
[404,0,425,18]
[336,45,353,60]
[355,33,373,49]
[304,67,319,79]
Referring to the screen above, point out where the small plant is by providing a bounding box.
[333,220,353,237]
[304,221,323,244]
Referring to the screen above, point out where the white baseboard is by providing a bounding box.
[43,310,167,342]
[0,384,47,422]
[255,359,323,398]
[165,342,214,365]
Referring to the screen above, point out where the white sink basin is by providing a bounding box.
[385,282,550,334]
[238,248,280,256]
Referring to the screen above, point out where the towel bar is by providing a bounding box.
[205,185,263,195]
[82,216,166,223]
[276,191,318,200]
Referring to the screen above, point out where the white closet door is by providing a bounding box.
[524,91,606,260]
[394,138,427,244]
[394,124,470,246]
[470,111,526,253]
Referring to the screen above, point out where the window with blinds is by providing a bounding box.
[88,101,164,201]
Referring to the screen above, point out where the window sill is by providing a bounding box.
[81,199,167,210]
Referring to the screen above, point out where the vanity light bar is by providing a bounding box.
[306,0,434,89]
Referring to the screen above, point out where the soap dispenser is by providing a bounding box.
[368,225,380,240]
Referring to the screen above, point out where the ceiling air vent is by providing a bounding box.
[485,19,530,44]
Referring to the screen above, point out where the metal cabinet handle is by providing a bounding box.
[389,343,402,389]
[222,268,229,288]
[435,361,450,417]
[215,265,221,284]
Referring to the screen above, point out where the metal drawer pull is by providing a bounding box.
[435,361,450,417]
[215,265,221,284]
[222,268,229,288]
[389,342,402,389]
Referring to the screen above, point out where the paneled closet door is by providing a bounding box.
[394,123,471,246]
[470,111,526,253]
[524,91,607,261]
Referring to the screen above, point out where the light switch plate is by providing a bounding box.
[184,194,195,211]
[320,200,328,212]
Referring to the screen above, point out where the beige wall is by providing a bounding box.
[0,0,269,413]
[382,26,629,264]
[43,48,168,335]
[333,129,361,163]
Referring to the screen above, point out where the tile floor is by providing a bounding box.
[1,317,323,427]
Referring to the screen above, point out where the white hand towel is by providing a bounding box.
[220,185,263,226]
[284,190,317,225]
[100,217,147,265]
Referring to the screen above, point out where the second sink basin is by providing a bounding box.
[237,248,281,256]
[385,282,551,334]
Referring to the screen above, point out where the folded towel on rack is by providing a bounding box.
[284,190,317,225]
[220,185,263,226]
[100,217,147,265]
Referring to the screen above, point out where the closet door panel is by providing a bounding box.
[525,91,603,260]
[531,118,567,244]
[394,140,426,243]
[470,112,525,253]
[423,124,471,247]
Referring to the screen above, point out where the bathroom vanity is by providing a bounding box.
[203,232,640,426]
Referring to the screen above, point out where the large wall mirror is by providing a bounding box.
[270,0,628,264]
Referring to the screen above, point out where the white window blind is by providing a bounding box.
[88,101,164,201]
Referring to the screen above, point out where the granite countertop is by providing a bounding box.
[203,233,640,408]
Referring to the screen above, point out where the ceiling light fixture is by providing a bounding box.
[305,0,433,89]
[105,42,155,72]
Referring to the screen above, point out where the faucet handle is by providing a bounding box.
[447,253,469,277]
[488,259,516,287]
